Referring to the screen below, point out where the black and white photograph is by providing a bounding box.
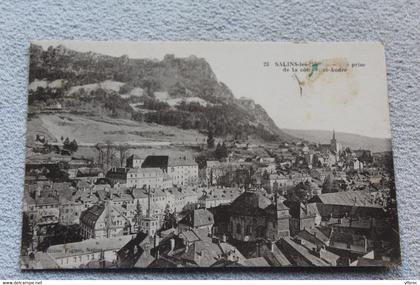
[20,41,401,269]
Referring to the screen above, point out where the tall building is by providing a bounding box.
[330,129,341,154]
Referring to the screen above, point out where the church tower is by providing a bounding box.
[330,129,340,153]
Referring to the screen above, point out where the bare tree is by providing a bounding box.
[95,143,105,169]
[104,140,117,171]
[116,144,129,167]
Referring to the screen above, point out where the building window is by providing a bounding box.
[246,225,252,235]
[236,223,241,234]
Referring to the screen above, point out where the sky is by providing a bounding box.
[33,41,392,138]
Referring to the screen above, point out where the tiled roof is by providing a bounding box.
[36,196,59,206]
[179,209,214,228]
[279,237,330,266]
[312,190,382,208]
[179,230,200,243]
[127,167,164,176]
[168,157,197,167]
[319,248,340,264]
[230,191,273,216]
[241,257,270,267]
[132,188,148,199]
[77,167,103,177]
[296,228,329,247]
[32,252,59,269]
[199,187,242,202]
[128,154,144,160]
[133,251,155,268]
[269,243,292,266]
[141,156,169,169]
[306,203,320,216]
[352,257,393,267]
[251,243,291,267]
[180,240,221,267]
[24,191,36,205]
[80,204,105,224]
[142,155,197,169]
[47,235,134,259]
[285,201,315,219]
[330,231,367,245]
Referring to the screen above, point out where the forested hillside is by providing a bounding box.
[28,44,295,142]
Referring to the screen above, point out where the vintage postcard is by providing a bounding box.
[21,41,400,269]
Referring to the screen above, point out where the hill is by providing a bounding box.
[282,129,392,152]
[28,44,295,143]
[26,113,207,147]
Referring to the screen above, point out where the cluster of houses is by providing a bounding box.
[21,131,399,269]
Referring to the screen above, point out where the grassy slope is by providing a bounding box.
[26,113,207,147]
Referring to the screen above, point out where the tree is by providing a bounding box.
[195,154,207,169]
[63,138,78,153]
[162,204,176,230]
[95,143,105,168]
[69,139,78,152]
[63,137,70,148]
[96,141,117,171]
[215,142,222,158]
[207,128,215,149]
[322,174,333,194]
[215,142,228,160]
[116,144,129,167]
[104,140,117,171]
[140,77,160,97]
[133,200,144,232]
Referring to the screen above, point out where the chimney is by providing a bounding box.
[269,240,275,253]
[169,238,175,255]
[196,250,202,262]
[154,234,160,248]
[363,235,368,252]
[155,247,160,260]
[256,242,261,257]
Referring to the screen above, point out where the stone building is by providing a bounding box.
[106,167,166,189]
[79,202,131,240]
[228,190,290,242]
[142,155,199,186]
[284,201,317,236]
[178,208,214,234]
[126,154,144,168]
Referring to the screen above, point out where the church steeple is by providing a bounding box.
[330,129,340,154]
